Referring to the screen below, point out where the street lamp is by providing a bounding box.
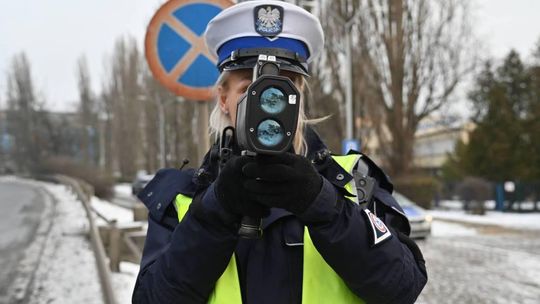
[327,9,361,142]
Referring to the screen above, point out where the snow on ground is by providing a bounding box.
[1,177,103,304]
[91,196,134,224]
[114,183,133,198]
[431,220,478,237]
[112,262,140,304]
[1,176,142,304]
[91,196,141,303]
[438,199,539,211]
[431,210,540,230]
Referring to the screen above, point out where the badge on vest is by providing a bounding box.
[363,209,392,246]
[254,5,284,37]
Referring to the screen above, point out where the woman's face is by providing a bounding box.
[217,69,303,125]
[217,70,252,125]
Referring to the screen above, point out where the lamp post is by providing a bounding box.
[328,9,361,142]
[97,111,109,170]
[157,99,167,168]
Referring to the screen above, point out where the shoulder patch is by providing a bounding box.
[362,209,392,246]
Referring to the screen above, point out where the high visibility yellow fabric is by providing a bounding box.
[175,194,242,304]
[302,228,365,304]
[175,194,192,222]
[331,154,361,203]
[301,154,365,304]
[173,154,365,304]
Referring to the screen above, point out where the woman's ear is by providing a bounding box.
[217,85,228,113]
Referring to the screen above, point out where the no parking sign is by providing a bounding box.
[145,0,233,101]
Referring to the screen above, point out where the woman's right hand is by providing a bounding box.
[214,155,270,218]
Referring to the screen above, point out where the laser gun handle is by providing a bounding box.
[219,128,262,239]
[238,150,262,239]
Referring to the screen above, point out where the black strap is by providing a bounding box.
[228,47,306,64]
[219,47,309,75]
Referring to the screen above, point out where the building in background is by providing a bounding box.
[361,115,476,175]
[413,117,476,176]
[0,111,16,173]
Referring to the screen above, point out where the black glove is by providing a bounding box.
[215,155,270,218]
[242,153,323,215]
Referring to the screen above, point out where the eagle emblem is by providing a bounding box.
[254,5,283,36]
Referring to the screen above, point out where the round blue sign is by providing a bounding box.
[146,0,234,101]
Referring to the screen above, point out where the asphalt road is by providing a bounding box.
[417,221,540,304]
[0,180,48,300]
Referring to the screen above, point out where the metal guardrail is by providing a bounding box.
[52,175,117,304]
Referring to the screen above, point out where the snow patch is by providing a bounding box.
[90,196,142,304]
[91,196,134,224]
[2,177,103,303]
[115,183,133,198]
[112,262,140,304]
[431,210,540,230]
[431,220,478,237]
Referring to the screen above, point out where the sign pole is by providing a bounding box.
[158,100,166,168]
[145,0,234,167]
[345,28,353,141]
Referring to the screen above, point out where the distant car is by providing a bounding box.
[132,171,155,196]
[393,192,432,239]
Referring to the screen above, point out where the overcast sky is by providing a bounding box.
[0,0,539,112]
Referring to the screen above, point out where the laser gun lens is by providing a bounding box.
[257,119,284,147]
[260,87,286,114]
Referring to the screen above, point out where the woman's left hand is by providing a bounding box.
[242,153,323,215]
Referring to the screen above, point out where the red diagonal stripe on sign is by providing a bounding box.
[163,14,216,81]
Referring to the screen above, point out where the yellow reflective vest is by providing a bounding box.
[174,154,366,304]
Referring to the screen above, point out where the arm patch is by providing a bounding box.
[362,208,393,246]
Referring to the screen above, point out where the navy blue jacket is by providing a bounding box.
[132,131,427,304]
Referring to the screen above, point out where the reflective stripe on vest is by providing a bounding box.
[175,155,365,304]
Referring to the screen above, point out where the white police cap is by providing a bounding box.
[205,0,324,73]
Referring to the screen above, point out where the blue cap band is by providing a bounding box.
[217,36,309,66]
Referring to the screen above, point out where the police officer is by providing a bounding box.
[133,1,427,303]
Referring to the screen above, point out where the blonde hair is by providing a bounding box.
[209,71,321,156]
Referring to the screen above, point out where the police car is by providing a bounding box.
[393,192,432,239]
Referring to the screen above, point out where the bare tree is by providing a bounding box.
[101,37,145,179]
[76,55,98,164]
[309,0,374,154]
[141,68,199,171]
[5,53,42,172]
[315,0,475,175]
[100,36,201,179]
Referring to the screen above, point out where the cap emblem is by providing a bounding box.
[254,5,284,37]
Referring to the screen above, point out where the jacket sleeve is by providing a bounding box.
[132,183,240,304]
[297,178,428,304]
